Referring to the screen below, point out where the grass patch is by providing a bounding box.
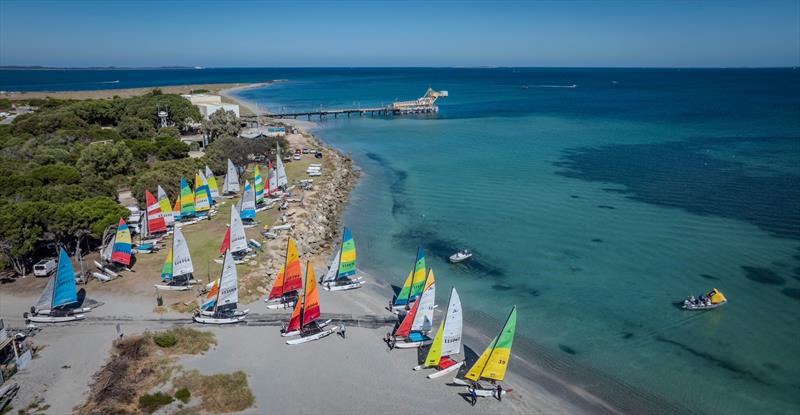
[175,387,191,403]
[154,327,216,355]
[153,333,178,348]
[138,392,174,414]
[173,370,254,413]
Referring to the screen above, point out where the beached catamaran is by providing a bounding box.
[254,165,264,204]
[392,269,436,348]
[321,227,365,291]
[205,165,220,199]
[144,190,167,236]
[195,171,212,215]
[222,159,241,197]
[266,237,303,309]
[216,205,250,264]
[27,248,88,323]
[283,261,336,344]
[389,247,427,312]
[194,249,248,324]
[110,218,132,268]
[154,228,195,291]
[157,185,174,227]
[453,306,517,398]
[178,177,197,224]
[413,287,463,378]
[238,180,257,224]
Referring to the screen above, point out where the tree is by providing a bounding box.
[77,141,133,179]
[202,110,240,141]
[117,116,156,140]
[154,136,189,160]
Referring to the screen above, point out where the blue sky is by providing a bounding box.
[0,0,798,67]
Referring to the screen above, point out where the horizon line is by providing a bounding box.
[1,65,798,71]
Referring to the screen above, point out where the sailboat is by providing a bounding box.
[392,269,436,348]
[176,177,198,225]
[276,143,288,188]
[283,261,336,344]
[157,185,174,228]
[267,160,278,198]
[389,247,427,313]
[195,170,212,215]
[222,159,241,197]
[110,218,132,268]
[413,287,463,378]
[154,228,196,291]
[254,164,265,204]
[194,250,248,324]
[265,237,303,309]
[321,227,365,291]
[205,165,220,199]
[238,180,257,224]
[27,248,87,323]
[138,190,166,253]
[453,306,517,398]
[215,205,251,264]
[173,197,182,222]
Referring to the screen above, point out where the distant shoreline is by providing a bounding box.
[0,81,278,101]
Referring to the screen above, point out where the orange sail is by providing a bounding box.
[286,291,303,332]
[302,262,320,326]
[268,266,286,300]
[283,238,302,293]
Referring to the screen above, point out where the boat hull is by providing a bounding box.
[286,325,339,345]
[452,378,510,398]
[28,314,85,323]
[265,298,297,309]
[36,307,92,315]
[323,278,365,291]
[393,338,433,349]
[200,308,249,317]
[154,284,194,291]
[193,315,246,324]
[683,300,727,310]
[426,361,464,379]
[281,319,332,337]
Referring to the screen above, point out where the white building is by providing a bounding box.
[181,94,240,120]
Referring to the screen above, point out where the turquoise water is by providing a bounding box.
[4,68,799,413]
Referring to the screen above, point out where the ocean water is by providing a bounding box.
[4,68,800,414]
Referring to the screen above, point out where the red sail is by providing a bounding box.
[302,263,321,327]
[268,266,286,300]
[145,190,167,233]
[394,297,421,337]
[219,228,231,254]
[282,238,303,293]
[286,293,303,332]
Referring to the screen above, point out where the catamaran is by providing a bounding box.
[110,218,132,269]
[154,228,196,291]
[238,180,257,225]
[195,170,212,215]
[27,248,87,323]
[194,250,248,324]
[138,190,167,253]
[283,261,336,344]
[222,159,240,197]
[215,205,251,264]
[205,165,220,199]
[321,227,365,291]
[157,185,174,228]
[175,177,200,226]
[265,237,303,309]
[453,306,517,399]
[389,247,427,313]
[413,287,463,378]
[254,164,265,204]
[276,143,288,189]
[392,269,436,348]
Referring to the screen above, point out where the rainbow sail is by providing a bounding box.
[205,165,220,199]
[202,277,220,310]
[195,171,211,213]
[161,248,173,281]
[173,198,182,222]
[111,218,132,266]
[145,190,167,234]
[394,247,426,306]
[180,177,195,217]
[157,185,174,226]
[254,165,265,204]
[465,306,517,382]
[337,227,356,279]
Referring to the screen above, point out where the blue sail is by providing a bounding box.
[52,248,78,308]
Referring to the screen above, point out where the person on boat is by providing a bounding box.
[469,384,477,406]
[496,384,503,401]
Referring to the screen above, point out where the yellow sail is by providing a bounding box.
[710,288,727,304]
[465,306,517,382]
[424,319,446,367]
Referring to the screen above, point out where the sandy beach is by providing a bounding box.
[0,83,616,415]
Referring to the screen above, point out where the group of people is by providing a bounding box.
[686,289,717,307]
[467,381,504,405]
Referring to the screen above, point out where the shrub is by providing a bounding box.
[153,333,177,348]
[174,387,191,403]
[138,392,174,413]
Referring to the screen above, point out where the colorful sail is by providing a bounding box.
[239,180,256,220]
[394,247,426,306]
[337,227,356,279]
[145,190,167,234]
[410,272,436,333]
[219,228,231,254]
[161,248,173,281]
[195,171,211,213]
[202,278,219,310]
[425,288,462,367]
[180,177,195,217]
[465,306,517,382]
[157,185,174,226]
[268,266,286,300]
[229,205,248,253]
[710,288,727,304]
[286,289,303,332]
[225,159,240,193]
[395,297,421,337]
[52,247,78,308]
[302,261,321,326]
[214,250,239,311]
[254,165,264,204]
[173,198,182,221]
[205,165,220,199]
[283,237,303,293]
[172,228,194,277]
[276,143,288,187]
[111,218,132,266]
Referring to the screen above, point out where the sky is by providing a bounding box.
[0,0,798,68]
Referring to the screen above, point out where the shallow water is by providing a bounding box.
[5,68,800,414]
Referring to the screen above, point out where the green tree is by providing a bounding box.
[77,141,133,179]
[154,136,189,160]
[117,116,156,140]
[201,110,240,141]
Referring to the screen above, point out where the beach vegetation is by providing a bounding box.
[0,98,11,110]
[173,370,254,413]
[153,333,178,348]
[175,387,191,403]
[138,392,174,413]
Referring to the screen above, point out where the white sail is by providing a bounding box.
[411,282,436,332]
[221,174,229,194]
[172,228,194,277]
[205,165,220,198]
[440,288,463,357]
[157,185,174,226]
[322,247,341,283]
[276,143,288,187]
[215,250,239,309]
[226,159,240,193]
[229,205,248,253]
[268,168,277,194]
[101,234,115,262]
[35,274,55,311]
[140,210,149,238]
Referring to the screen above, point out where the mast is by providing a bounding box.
[475,306,516,381]
[405,247,420,305]
[213,250,227,314]
[281,236,290,297]
[300,262,308,329]
[335,230,345,281]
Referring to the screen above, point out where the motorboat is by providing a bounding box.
[449,249,472,263]
[682,288,727,310]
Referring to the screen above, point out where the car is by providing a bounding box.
[33,258,57,277]
[293,154,301,160]
[302,148,309,154]
[315,152,323,159]
[294,149,302,154]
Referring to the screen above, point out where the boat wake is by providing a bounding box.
[101,80,120,84]
[524,84,577,89]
